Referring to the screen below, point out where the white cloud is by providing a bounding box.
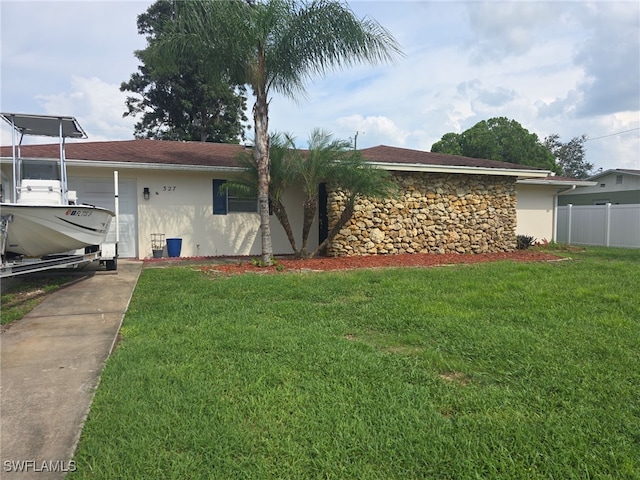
[335,114,413,147]
[572,2,640,116]
[1,76,137,146]
[36,76,137,141]
[464,1,569,63]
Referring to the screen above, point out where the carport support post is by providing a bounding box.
[59,117,68,204]
[114,171,120,244]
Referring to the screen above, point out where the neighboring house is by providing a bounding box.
[554,169,640,248]
[558,169,640,206]
[0,140,590,258]
[516,175,597,243]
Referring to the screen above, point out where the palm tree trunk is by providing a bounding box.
[300,198,317,257]
[310,201,355,258]
[254,48,273,265]
[271,199,299,255]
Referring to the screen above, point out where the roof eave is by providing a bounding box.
[369,161,550,178]
[67,159,245,173]
[0,157,245,173]
[517,179,598,187]
[588,169,640,181]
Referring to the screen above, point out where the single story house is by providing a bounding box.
[558,169,640,206]
[1,140,592,258]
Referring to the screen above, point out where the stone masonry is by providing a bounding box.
[327,172,517,256]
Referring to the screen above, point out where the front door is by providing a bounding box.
[319,183,328,245]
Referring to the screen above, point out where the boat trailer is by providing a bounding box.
[0,113,119,278]
[0,213,118,278]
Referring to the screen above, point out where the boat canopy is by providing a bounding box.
[0,113,87,139]
[1,113,87,204]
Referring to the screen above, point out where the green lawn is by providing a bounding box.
[70,248,640,479]
[1,274,73,325]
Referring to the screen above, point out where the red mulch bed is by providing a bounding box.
[187,250,563,275]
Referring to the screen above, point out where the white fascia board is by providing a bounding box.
[0,156,245,173]
[587,169,640,181]
[368,161,551,178]
[518,178,598,187]
[65,159,246,173]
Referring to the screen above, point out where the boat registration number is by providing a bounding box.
[65,209,92,217]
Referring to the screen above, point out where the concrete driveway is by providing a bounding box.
[1,260,142,479]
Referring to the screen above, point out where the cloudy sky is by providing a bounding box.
[1,0,639,172]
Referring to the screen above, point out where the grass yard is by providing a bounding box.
[70,248,640,479]
[1,274,73,326]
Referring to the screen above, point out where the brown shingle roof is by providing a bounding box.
[1,139,548,172]
[0,139,248,168]
[359,145,543,171]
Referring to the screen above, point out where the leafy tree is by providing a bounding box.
[432,117,561,173]
[431,132,463,156]
[543,134,593,179]
[121,0,248,143]
[161,0,403,264]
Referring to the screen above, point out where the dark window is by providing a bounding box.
[212,179,258,214]
[213,179,227,214]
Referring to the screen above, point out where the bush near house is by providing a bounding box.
[516,235,536,250]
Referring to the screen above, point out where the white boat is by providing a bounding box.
[1,113,115,258]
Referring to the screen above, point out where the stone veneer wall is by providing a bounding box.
[327,172,517,256]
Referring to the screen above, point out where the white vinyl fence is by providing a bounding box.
[556,203,640,248]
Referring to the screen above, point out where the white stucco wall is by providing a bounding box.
[135,169,315,258]
[515,184,556,242]
[63,165,317,258]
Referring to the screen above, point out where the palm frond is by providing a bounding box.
[328,151,397,203]
[268,0,404,97]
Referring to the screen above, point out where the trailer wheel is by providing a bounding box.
[106,258,117,271]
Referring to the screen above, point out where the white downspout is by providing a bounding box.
[554,185,576,242]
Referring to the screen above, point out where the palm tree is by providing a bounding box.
[233,129,394,258]
[233,133,300,254]
[297,129,353,257]
[163,0,403,264]
[236,129,395,258]
[312,151,396,257]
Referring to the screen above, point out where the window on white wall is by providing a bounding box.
[212,179,258,214]
[616,175,623,185]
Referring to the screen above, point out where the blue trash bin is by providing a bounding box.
[166,238,182,258]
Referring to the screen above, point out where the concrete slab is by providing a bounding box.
[1,260,142,479]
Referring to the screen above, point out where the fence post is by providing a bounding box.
[605,203,611,247]
[567,204,572,245]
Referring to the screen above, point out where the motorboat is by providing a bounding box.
[1,113,115,258]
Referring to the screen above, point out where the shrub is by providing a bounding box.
[517,235,536,250]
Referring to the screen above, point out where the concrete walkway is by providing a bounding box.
[1,260,143,479]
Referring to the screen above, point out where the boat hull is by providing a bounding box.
[1,204,114,257]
